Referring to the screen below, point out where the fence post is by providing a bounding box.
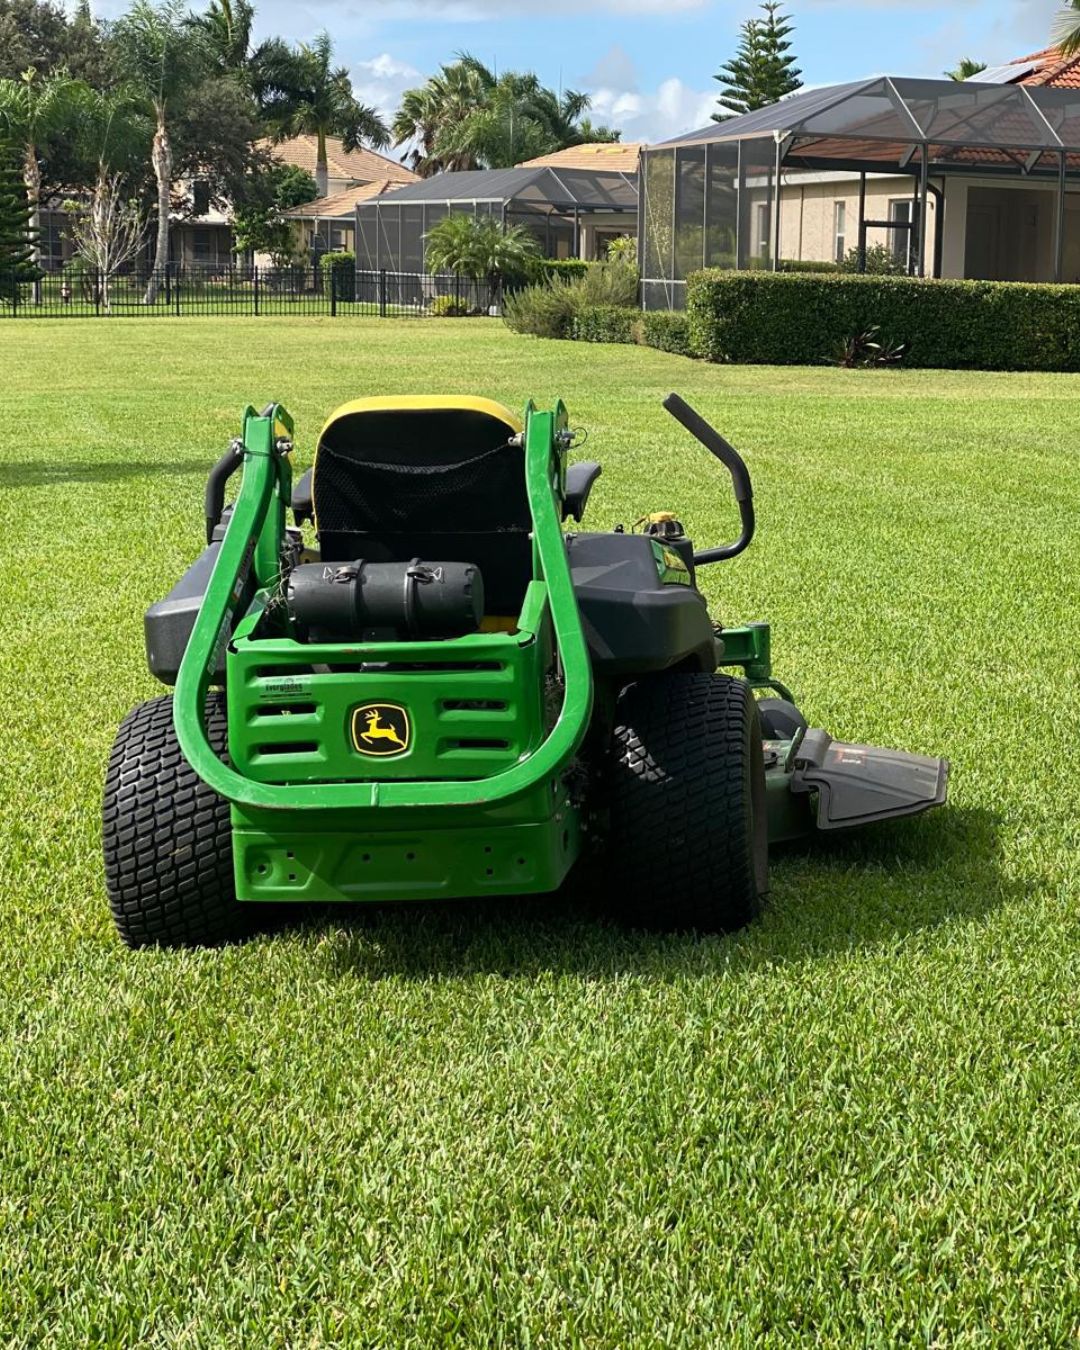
[253,266,260,316]
[379,269,387,318]
[95,271,101,316]
[330,265,337,318]
[175,270,181,317]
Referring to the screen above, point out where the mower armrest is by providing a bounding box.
[563,461,601,522]
[292,468,314,525]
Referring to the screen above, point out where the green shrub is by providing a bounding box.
[576,260,638,309]
[319,250,355,274]
[686,270,1080,371]
[778,258,841,274]
[641,310,694,357]
[839,243,906,276]
[429,294,471,317]
[320,250,355,300]
[541,259,592,280]
[502,277,577,338]
[503,261,639,340]
[571,304,638,344]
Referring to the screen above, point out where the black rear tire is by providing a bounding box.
[103,694,261,949]
[607,673,768,932]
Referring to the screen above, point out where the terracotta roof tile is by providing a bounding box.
[516,142,643,173]
[260,135,418,185]
[285,180,407,218]
[1008,44,1080,89]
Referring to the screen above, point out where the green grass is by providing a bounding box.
[4,317,1080,1346]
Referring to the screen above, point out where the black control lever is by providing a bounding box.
[204,406,282,543]
[662,392,755,564]
[204,440,243,544]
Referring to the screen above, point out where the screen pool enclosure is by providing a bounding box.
[640,75,1080,308]
[355,166,638,273]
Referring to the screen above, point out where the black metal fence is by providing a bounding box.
[0,266,502,319]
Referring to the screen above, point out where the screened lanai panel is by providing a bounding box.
[737,136,776,269]
[674,147,705,280]
[640,148,675,309]
[789,79,922,144]
[400,205,424,272]
[357,207,379,269]
[703,142,738,268]
[899,80,1059,150]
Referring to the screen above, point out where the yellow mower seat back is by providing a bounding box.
[312,396,531,616]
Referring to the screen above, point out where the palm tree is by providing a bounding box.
[392,60,491,175]
[394,56,617,175]
[110,0,206,301]
[424,212,539,307]
[0,67,83,271]
[945,58,987,80]
[1054,4,1080,58]
[186,0,256,79]
[261,33,390,197]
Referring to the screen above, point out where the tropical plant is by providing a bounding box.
[391,58,491,175]
[945,58,987,80]
[110,0,207,301]
[1053,4,1080,58]
[259,32,389,197]
[833,324,906,368]
[185,0,255,78]
[0,66,83,270]
[605,234,637,265]
[712,1,802,122]
[424,212,539,305]
[395,54,618,174]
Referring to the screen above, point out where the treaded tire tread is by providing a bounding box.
[609,673,768,932]
[103,695,259,949]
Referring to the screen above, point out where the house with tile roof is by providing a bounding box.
[639,58,1080,298]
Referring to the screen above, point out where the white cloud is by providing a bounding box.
[352,51,423,124]
[582,47,715,142]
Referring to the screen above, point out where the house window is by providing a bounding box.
[755,203,771,258]
[193,228,212,263]
[833,201,847,263]
[192,180,211,216]
[39,214,65,271]
[889,198,917,270]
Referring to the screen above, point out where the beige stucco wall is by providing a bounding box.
[777,171,938,268]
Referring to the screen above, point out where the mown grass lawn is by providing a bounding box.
[3,316,1080,1346]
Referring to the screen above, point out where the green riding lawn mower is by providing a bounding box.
[103,393,947,947]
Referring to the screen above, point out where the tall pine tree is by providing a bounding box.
[0,139,34,303]
[713,2,802,122]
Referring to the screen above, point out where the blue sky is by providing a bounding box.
[99,0,1059,143]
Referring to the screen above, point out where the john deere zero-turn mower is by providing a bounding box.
[103,394,947,946]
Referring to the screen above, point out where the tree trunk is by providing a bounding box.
[315,127,328,198]
[24,143,41,300]
[144,114,172,305]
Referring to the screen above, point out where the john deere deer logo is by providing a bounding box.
[350,703,411,757]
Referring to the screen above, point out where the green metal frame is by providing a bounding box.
[173,401,595,902]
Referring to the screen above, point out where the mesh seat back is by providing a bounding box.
[313,406,533,615]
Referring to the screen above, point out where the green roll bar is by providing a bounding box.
[173,403,594,812]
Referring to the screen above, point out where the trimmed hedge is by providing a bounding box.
[541,259,592,280]
[686,270,1080,371]
[570,304,638,344]
[641,310,693,357]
